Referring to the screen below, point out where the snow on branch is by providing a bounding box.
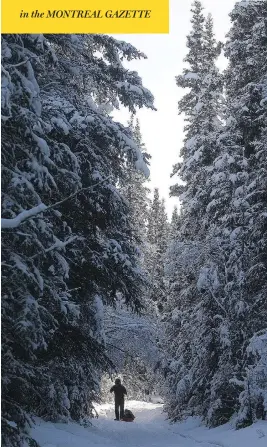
[1,175,112,230]
[45,236,79,254]
[1,204,47,229]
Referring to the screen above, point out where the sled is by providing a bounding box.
[121,408,135,422]
[121,417,135,422]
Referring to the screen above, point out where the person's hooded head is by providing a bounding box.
[115,378,121,385]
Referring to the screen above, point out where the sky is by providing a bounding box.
[112,0,237,217]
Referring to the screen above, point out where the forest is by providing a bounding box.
[1,1,267,446]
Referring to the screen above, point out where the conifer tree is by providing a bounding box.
[169,206,181,241]
[146,189,168,312]
[203,0,267,426]
[121,115,151,259]
[1,33,154,446]
[164,2,225,423]
[171,3,223,238]
[165,0,267,427]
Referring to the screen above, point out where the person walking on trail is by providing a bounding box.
[110,378,127,421]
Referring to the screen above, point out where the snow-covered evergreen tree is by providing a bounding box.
[120,115,151,261]
[171,4,223,237]
[164,2,226,424]
[165,0,267,428]
[1,33,154,446]
[203,0,267,426]
[169,206,181,242]
[146,189,168,312]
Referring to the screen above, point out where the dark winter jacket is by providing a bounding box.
[110,383,127,402]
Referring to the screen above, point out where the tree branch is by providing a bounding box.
[1,175,112,230]
[6,58,30,68]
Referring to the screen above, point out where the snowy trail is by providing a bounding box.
[32,401,267,447]
[94,401,214,447]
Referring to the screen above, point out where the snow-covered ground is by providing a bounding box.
[31,400,267,447]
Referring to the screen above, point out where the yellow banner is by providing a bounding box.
[1,0,169,34]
